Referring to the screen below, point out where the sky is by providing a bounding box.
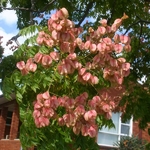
[0,4,95,56]
[0,6,19,95]
[0,5,25,56]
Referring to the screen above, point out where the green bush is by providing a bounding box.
[114,136,148,150]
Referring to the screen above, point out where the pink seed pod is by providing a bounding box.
[41,55,52,67]
[16,61,26,70]
[34,53,43,63]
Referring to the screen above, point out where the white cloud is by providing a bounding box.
[0,3,17,26]
[0,27,37,56]
[0,6,26,56]
[0,27,18,56]
[0,10,17,26]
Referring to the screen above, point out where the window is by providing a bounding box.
[97,112,132,148]
[6,111,13,126]
[4,111,13,139]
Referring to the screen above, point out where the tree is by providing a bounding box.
[2,8,132,149]
[0,0,149,29]
[0,0,150,149]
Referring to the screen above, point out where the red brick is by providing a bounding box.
[9,103,19,140]
[0,140,21,150]
[0,107,8,139]
[133,121,150,142]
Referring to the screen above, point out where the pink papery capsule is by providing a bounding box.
[74,105,85,116]
[97,43,106,53]
[58,117,65,126]
[88,125,97,138]
[110,59,118,67]
[84,110,97,121]
[114,34,120,43]
[99,19,107,27]
[103,37,112,45]
[42,55,52,67]
[114,44,123,53]
[33,109,41,118]
[39,116,50,127]
[76,38,82,46]
[82,72,91,81]
[51,13,59,21]
[124,44,131,52]
[122,63,130,71]
[102,104,110,112]
[50,51,59,61]
[60,8,69,18]
[67,53,76,60]
[120,35,130,44]
[97,26,106,35]
[28,63,37,72]
[34,52,43,63]
[81,125,89,136]
[45,39,54,47]
[52,30,60,41]
[106,111,112,119]
[118,57,126,63]
[114,73,123,84]
[90,43,97,52]
[16,61,25,70]
[90,75,99,84]
[84,41,91,50]
[42,91,50,99]
[113,18,122,28]
[73,121,82,135]
[78,68,86,76]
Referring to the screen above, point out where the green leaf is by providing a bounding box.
[19,25,40,36]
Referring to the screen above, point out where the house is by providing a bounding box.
[97,113,150,149]
[0,95,150,150]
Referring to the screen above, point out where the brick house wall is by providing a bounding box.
[0,140,21,150]
[0,96,149,150]
[133,121,150,142]
[0,99,35,150]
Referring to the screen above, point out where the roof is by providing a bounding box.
[0,94,16,111]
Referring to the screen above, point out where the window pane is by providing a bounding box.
[6,118,12,125]
[122,119,130,124]
[100,113,120,133]
[97,132,118,146]
[7,111,13,118]
[121,125,129,135]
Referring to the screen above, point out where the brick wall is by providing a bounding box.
[9,103,19,140]
[0,140,21,150]
[133,121,150,142]
[0,107,8,139]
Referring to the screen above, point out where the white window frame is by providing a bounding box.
[97,112,133,148]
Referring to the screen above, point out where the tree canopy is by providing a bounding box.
[0,0,150,149]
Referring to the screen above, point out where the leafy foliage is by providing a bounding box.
[0,0,150,149]
[114,136,149,150]
[2,8,132,149]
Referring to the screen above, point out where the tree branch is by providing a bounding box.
[30,0,35,25]
[9,34,20,46]
[3,0,55,46]
[0,0,55,13]
[107,1,117,25]
[124,16,150,35]
[136,15,150,24]
[124,20,141,35]
[76,1,94,27]
[40,0,56,13]
[138,22,143,46]
[0,6,37,12]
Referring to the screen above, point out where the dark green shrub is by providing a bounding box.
[114,136,148,150]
